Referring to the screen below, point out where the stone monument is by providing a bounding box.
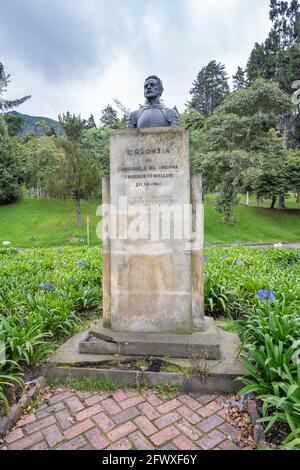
[79,76,221,360]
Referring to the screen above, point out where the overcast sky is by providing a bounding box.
[0,0,272,122]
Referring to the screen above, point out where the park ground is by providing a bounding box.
[0,196,299,248]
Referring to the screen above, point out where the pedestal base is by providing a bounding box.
[78,318,220,360]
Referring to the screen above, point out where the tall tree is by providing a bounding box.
[246,1,300,150]
[188,79,292,222]
[0,116,21,203]
[50,112,100,227]
[233,67,248,90]
[189,61,230,117]
[0,63,31,112]
[100,104,119,128]
[23,136,60,198]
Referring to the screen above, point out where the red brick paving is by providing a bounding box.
[0,388,247,450]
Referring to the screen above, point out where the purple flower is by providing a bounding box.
[204,256,210,262]
[257,289,276,303]
[55,247,63,252]
[76,260,88,268]
[40,282,55,291]
[236,259,245,267]
[222,256,228,260]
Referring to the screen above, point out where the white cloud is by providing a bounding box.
[1,0,273,119]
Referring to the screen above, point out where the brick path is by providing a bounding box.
[0,388,244,451]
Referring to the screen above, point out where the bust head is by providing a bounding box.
[144,75,164,101]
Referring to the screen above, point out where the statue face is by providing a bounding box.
[144,78,160,100]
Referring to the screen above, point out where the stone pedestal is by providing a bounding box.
[80,127,220,359]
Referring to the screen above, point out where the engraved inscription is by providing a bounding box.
[119,147,179,189]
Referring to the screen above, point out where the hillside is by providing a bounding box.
[0,199,299,248]
[7,111,63,137]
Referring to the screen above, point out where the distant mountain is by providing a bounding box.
[7,111,63,137]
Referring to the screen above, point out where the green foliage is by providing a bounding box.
[84,114,96,129]
[3,113,24,137]
[0,246,102,368]
[100,104,120,129]
[0,63,31,112]
[154,382,181,400]
[0,115,22,204]
[6,111,63,138]
[53,113,102,226]
[246,1,300,148]
[81,127,114,177]
[189,60,230,117]
[233,66,248,90]
[47,376,120,392]
[189,79,293,222]
[236,246,300,445]
[0,361,24,412]
[23,136,61,198]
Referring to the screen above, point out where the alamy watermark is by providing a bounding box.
[96,197,204,252]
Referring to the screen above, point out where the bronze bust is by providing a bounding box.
[128,75,180,129]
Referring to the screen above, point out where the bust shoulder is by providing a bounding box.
[161,106,180,126]
[128,109,142,128]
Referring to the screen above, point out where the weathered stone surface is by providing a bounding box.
[107,127,196,334]
[79,319,220,359]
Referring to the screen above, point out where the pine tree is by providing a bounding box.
[189,61,230,116]
[233,67,248,90]
[0,116,21,203]
[246,0,300,154]
[100,104,119,128]
[0,62,31,112]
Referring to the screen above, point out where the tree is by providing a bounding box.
[113,98,130,128]
[81,127,114,178]
[49,112,100,227]
[285,149,300,201]
[188,79,293,222]
[3,113,24,136]
[0,116,21,203]
[188,61,230,117]
[23,136,60,198]
[100,104,119,128]
[246,1,300,148]
[233,67,248,90]
[0,63,31,112]
[84,114,97,129]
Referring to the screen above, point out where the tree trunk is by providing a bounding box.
[270,196,276,209]
[296,192,300,203]
[279,194,286,209]
[74,192,82,227]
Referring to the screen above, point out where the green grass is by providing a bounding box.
[0,197,299,247]
[204,200,300,244]
[47,377,121,392]
[154,382,181,399]
[0,199,101,248]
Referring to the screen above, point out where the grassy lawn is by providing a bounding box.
[0,199,101,248]
[0,197,299,247]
